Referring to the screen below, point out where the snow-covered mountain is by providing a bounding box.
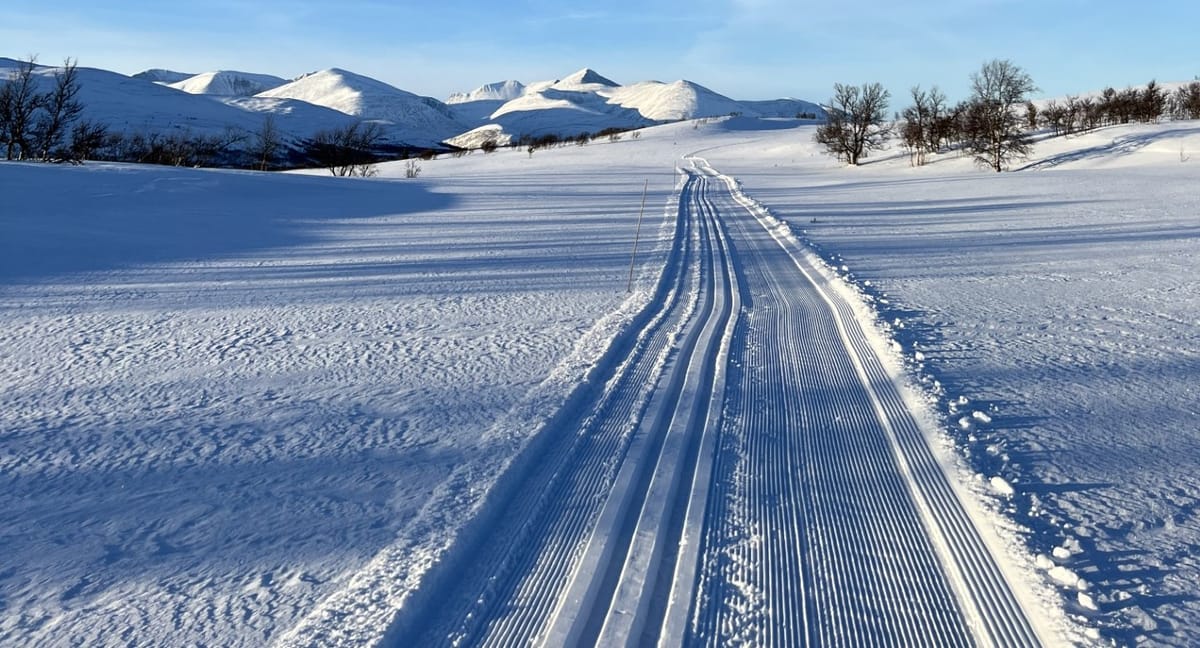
[0,58,361,150]
[447,79,526,104]
[549,68,619,91]
[5,58,827,157]
[454,67,826,142]
[608,79,750,121]
[168,70,287,96]
[485,69,652,139]
[131,68,194,84]
[741,98,826,118]
[446,80,528,124]
[3,58,268,136]
[258,68,466,147]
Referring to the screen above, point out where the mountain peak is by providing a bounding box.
[447,79,527,104]
[133,68,195,84]
[168,70,286,97]
[555,68,618,88]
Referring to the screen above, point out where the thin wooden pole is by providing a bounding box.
[626,179,649,293]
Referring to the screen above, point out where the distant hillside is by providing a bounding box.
[448,67,827,142]
[258,68,466,147]
[168,71,287,96]
[5,57,829,161]
[132,68,195,84]
[447,79,526,104]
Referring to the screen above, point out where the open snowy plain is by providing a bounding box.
[2,117,1197,646]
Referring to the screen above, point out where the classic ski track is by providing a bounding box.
[397,167,718,647]
[391,158,1043,647]
[687,158,1042,647]
[587,170,738,647]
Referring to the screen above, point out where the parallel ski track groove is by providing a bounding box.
[684,159,1012,647]
[591,170,737,646]
[402,172,710,647]
[689,160,1040,648]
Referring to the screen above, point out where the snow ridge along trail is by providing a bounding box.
[386,159,1046,647]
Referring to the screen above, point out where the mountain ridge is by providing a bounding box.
[5,58,828,158]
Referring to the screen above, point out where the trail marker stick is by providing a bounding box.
[626,179,649,293]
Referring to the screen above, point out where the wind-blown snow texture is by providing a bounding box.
[0,151,677,646]
[2,114,1198,646]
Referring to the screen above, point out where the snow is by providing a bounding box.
[991,476,1017,498]
[445,80,527,124]
[740,98,826,118]
[694,116,1200,645]
[0,59,351,150]
[257,68,466,147]
[3,107,1198,646]
[167,70,287,96]
[132,68,195,84]
[0,136,679,646]
[486,85,651,139]
[444,124,511,150]
[550,67,620,90]
[447,67,825,144]
[607,79,750,121]
[446,79,526,104]
[4,59,827,153]
[1,58,267,138]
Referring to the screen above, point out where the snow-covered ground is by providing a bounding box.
[2,116,1197,646]
[0,144,679,645]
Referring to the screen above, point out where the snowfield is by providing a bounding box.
[0,149,677,645]
[1,116,1198,646]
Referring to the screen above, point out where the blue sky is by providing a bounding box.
[4,0,1197,104]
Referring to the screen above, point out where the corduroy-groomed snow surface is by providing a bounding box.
[2,117,1198,646]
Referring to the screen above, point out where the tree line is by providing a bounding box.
[816,58,1200,172]
[1035,81,1200,137]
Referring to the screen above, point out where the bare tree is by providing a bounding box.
[815,82,891,165]
[900,85,948,166]
[1024,100,1038,131]
[32,58,84,160]
[1,56,43,160]
[252,114,281,171]
[66,120,110,162]
[1040,100,1065,136]
[1171,82,1200,120]
[924,86,947,153]
[308,121,385,176]
[965,59,1037,172]
[1063,96,1080,135]
[1139,80,1166,123]
[1079,97,1102,131]
[901,86,934,166]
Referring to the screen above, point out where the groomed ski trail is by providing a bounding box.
[370,159,1046,647]
[686,159,1042,647]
